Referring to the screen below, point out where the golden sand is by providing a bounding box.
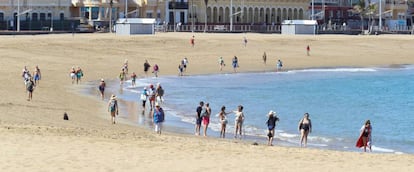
[1,33,414,171]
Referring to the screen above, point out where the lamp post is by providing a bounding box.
[17,0,20,32]
[204,0,208,32]
[110,0,113,33]
[50,9,53,32]
[230,0,233,31]
[379,0,382,31]
[125,0,128,19]
[191,0,194,32]
[311,0,314,20]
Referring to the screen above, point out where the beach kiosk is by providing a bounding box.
[281,20,317,35]
[115,18,156,35]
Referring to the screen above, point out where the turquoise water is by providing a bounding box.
[114,66,414,154]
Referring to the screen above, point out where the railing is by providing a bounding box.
[156,24,412,34]
[160,24,281,33]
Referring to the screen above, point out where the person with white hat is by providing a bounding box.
[266,110,279,146]
[107,94,119,124]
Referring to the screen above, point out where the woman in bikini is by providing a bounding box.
[219,106,231,138]
[233,105,245,139]
[298,113,312,147]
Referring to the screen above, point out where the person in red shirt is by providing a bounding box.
[190,35,195,47]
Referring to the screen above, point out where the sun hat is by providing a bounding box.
[155,102,160,107]
[101,78,104,81]
[268,110,275,116]
[111,94,116,100]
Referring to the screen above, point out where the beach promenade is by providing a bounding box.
[1,33,414,171]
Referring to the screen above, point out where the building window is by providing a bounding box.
[48,13,52,19]
[81,7,99,20]
[32,13,38,21]
[60,13,64,20]
[146,12,152,18]
[0,13,3,21]
[40,13,46,21]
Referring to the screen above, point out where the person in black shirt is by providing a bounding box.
[266,111,279,146]
[195,101,204,136]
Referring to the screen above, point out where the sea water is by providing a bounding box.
[108,66,414,154]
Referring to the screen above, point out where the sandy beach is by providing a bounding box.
[1,33,414,171]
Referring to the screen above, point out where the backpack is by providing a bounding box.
[154,65,159,71]
[200,108,208,118]
[109,100,117,112]
[27,81,34,90]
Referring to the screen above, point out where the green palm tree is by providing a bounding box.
[352,0,367,32]
[351,0,377,33]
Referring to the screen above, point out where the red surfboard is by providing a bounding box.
[355,135,364,148]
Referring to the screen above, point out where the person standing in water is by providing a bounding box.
[202,103,211,137]
[358,120,372,152]
[131,72,137,87]
[219,106,230,138]
[233,105,245,139]
[298,113,312,147]
[266,111,279,146]
[140,87,148,110]
[108,95,119,124]
[277,59,283,72]
[98,79,106,100]
[119,69,126,85]
[195,101,204,136]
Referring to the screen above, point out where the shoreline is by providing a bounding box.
[83,65,414,155]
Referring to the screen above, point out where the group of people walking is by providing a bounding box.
[70,66,84,84]
[22,65,41,101]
